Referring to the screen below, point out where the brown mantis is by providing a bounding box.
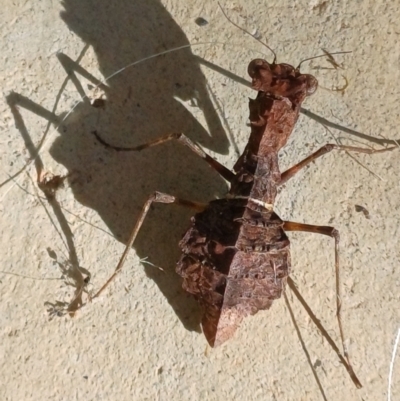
[4,4,397,394]
[91,35,395,389]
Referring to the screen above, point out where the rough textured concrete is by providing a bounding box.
[1,1,399,400]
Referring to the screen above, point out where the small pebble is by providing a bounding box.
[355,204,370,219]
[195,17,208,26]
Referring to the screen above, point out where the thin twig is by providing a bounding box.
[388,327,400,401]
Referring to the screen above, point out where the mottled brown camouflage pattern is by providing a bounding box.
[177,59,317,346]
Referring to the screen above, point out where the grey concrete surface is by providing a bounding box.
[1,0,399,400]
